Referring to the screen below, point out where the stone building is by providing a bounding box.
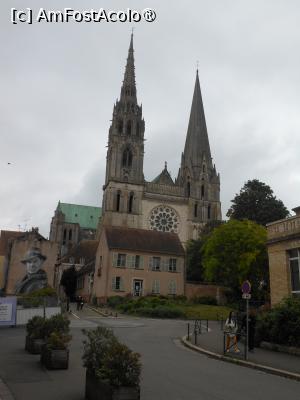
[49,202,101,256]
[267,206,300,305]
[100,34,221,244]
[0,230,23,294]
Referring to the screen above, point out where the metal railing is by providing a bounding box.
[187,319,209,345]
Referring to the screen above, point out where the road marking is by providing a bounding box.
[71,311,80,319]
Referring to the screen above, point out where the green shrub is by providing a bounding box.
[26,316,46,339]
[44,314,70,337]
[82,327,141,387]
[45,331,72,350]
[191,296,217,305]
[136,305,185,319]
[256,297,300,347]
[107,296,126,308]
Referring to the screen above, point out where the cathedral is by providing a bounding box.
[100,34,221,245]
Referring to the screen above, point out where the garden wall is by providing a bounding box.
[185,282,226,304]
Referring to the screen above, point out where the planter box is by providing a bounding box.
[25,336,45,354]
[85,370,140,400]
[40,346,69,369]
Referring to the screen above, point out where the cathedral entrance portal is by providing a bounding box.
[133,279,143,297]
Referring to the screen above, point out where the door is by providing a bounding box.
[133,279,143,297]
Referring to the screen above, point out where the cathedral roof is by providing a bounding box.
[104,226,185,256]
[152,162,174,186]
[183,70,211,166]
[56,202,101,230]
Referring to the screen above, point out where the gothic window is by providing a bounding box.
[69,229,72,241]
[187,182,191,197]
[122,148,133,168]
[136,122,140,137]
[194,203,198,218]
[116,190,121,212]
[126,120,132,135]
[149,205,180,233]
[118,120,123,134]
[128,192,134,213]
[208,204,211,220]
[201,185,205,199]
[63,229,66,245]
[203,164,206,173]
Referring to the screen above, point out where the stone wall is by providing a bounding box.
[185,282,226,304]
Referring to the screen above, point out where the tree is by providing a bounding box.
[227,179,289,226]
[60,266,77,300]
[186,221,224,282]
[202,219,268,302]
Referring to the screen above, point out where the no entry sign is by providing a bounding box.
[241,280,251,294]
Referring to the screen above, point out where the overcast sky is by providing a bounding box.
[1,0,300,237]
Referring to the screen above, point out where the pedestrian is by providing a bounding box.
[80,297,84,310]
[224,311,240,353]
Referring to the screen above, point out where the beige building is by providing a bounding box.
[92,226,185,302]
[267,206,300,305]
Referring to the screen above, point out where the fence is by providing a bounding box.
[187,319,209,345]
[16,296,61,325]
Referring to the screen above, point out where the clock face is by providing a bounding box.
[149,205,180,233]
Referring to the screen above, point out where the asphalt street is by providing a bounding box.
[0,307,299,400]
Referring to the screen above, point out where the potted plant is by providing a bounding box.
[40,331,71,369]
[83,327,141,400]
[25,316,46,354]
[40,314,71,369]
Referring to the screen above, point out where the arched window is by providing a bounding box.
[69,229,72,241]
[126,120,131,135]
[63,229,66,245]
[118,120,123,134]
[136,122,140,137]
[128,192,134,213]
[201,185,205,199]
[122,148,133,168]
[208,205,211,220]
[116,191,121,212]
[203,164,206,173]
[194,203,198,218]
[187,182,191,197]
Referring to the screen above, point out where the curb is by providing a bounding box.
[181,336,300,382]
[0,378,14,400]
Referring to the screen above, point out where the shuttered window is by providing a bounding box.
[168,280,177,295]
[152,280,160,294]
[112,276,124,291]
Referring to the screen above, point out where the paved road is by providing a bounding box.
[0,308,299,400]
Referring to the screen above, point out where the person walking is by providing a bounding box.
[224,311,240,353]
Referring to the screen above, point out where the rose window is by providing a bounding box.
[149,205,179,233]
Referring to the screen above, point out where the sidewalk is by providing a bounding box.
[183,321,300,377]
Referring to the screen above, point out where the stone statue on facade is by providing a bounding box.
[15,247,48,294]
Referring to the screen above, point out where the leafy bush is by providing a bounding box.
[45,331,72,350]
[44,314,70,337]
[26,316,46,339]
[136,305,185,319]
[191,296,217,305]
[82,327,141,387]
[256,297,300,347]
[107,296,126,308]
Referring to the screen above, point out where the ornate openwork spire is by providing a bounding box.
[120,33,137,102]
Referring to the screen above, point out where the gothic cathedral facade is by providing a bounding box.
[101,35,221,245]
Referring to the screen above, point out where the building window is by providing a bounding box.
[126,120,132,135]
[122,148,133,168]
[203,164,206,173]
[169,258,177,272]
[194,203,198,218]
[152,280,160,294]
[288,249,300,293]
[118,119,123,134]
[77,276,84,289]
[69,229,72,241]
[63,229,67,245]
[79,257,85,265]
[112,276,124,291]
[135,255,140,269]
[128,192,134,213]
[168,280,177,295]
[136,122,140,137]
[208,204,211,220]
[150,257,161,271]
[117,253,126,267]
[201,185,205,199]
[116,191,121,212]
[187,181,191,197]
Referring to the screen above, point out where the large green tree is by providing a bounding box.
[227,179,289,226]
[186,221,224,282]
[202,219,269,301]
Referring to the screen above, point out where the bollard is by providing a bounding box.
[187,323,190,341]
[194,329,197,346]
[206,319,208,331]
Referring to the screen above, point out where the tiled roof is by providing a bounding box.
[57,202,102,230]
[104,226,185,256]
[61,240,98,264]
[0,230,23,255]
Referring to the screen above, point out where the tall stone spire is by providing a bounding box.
[183,69,211,166]
[120,33,137,103]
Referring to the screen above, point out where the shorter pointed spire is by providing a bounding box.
[120,33,136,102]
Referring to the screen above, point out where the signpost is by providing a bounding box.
[241,281,251,360]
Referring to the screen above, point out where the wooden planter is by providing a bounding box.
[25,335,45,354]
[85,370,140,400]
[40,346,69,370]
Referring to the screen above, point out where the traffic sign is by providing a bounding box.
[241,280,251,294]
[242,293,251,299]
